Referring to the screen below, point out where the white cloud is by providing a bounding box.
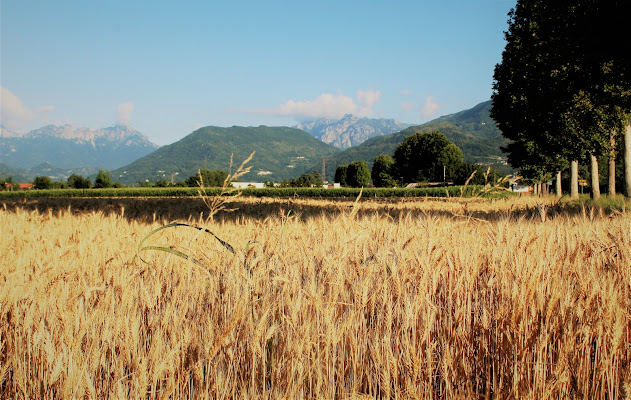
[421,96,441,119]
[400,89,412,96]
[356,89,381,117]
[252,89,383,121]
[275,93,357,120]
[1,87,36,130]
[116,101,135,126]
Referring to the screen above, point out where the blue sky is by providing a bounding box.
[1,0,515,145]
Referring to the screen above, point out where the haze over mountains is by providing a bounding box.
[0,100,507,184]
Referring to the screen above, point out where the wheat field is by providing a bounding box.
[1,197,630,399]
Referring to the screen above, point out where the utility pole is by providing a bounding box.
[322,156,326,185]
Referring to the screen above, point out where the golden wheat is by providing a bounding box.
[1,197,630,399]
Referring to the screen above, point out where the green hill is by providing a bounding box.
[318,100,510,181]
[112,126,340,185]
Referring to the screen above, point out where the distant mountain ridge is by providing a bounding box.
[112,125,340,185]
[296,115,412,149]
[0,124,158,171]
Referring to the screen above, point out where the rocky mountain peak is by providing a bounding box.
[296,115,412,150]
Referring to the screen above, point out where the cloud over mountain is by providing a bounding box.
[116,102,135,126]
[251,89,382,121]
[0,87,54,131]
[422,96,441,118]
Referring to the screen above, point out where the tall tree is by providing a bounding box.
[625,124,631,197]
[371,154,397,188]
[68,174,91,189]
[492,0,631,198]
[185,169,229,187]
[334,164,349,187]
[346,161,371,188]
[94,169,113,189]
[33,176,52,190]
[393,130,463,184]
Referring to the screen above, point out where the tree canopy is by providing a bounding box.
[491,0,631,193]
[68,174,91,189]
[335,162,370,187]
[185,169,229,188]
[33,176,52,190]
[94,170,114,189]
[290,171,323,187]
[393,130,463,183]
[371,154,397,187]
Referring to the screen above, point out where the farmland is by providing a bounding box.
[1,196,630,398]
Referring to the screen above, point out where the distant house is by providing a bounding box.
[4,183,34,190]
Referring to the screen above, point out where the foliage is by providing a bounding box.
[453,163,490,186]
[94,169,113,189]
[0,177,17,191]
[394,130,463,183]
[185,169,229,188]
[491,0,631,184]
[371,154,397,187]
[346,161,371,187]
[33,176,52,189]
[154,179,172,187]
[67,174,91,189]
[334,164,349,187]
[290,171,323,187]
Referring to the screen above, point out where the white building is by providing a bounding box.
[231,182,265,189]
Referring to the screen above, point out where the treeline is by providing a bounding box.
[0,168,332,192]
[335,130,504,188]
[491,0,631,198]
[0,169,233,191]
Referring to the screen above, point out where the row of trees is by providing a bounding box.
[29,170,117,190]
[332,130,501,188]
[14,168,326,190]
[491,0,631,198]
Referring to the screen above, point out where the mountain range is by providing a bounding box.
[0,100,508,184]
[0,124,158,170]
[296,115,411,149]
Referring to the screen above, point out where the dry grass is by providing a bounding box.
[1,197,630,399]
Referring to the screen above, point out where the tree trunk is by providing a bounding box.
[590,154,600,200]
[542,181,548,196]
[571,160,579,198]
[625,122,631,198]
[556,171,562,197]
[609,129,616,197]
